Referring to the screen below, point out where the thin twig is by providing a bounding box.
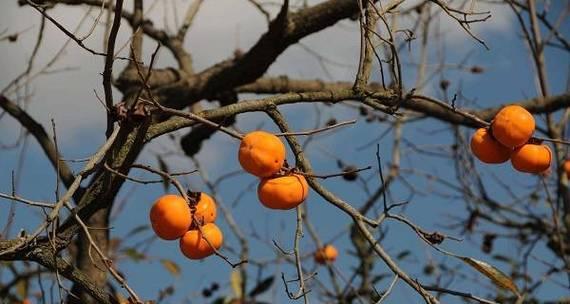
[299,166,372,180]
[423,285,500,304]
[0,127,121,257]
[375,275,398,303]
[275,119,357,136]
[103,0,124,138]
[67,203,143,303]
[0,193,54,208]
[24,0,131,60]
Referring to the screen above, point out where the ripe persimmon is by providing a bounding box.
[314,244,338,264]
[238,131,286,177]
[150,194,192,240]
[192,192,217,225]
[511,143,551,174]
[179,223,223,259]
[491,105,535,148]
[258,173,309,210]
[470,128,511,164]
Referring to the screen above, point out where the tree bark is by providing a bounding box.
[68,208,110,304]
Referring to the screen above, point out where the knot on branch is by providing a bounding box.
[111,101,151,125]
[422,231,445,245]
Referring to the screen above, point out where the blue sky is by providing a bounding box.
[1,0,570,303]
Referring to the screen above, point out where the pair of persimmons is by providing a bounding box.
[471,105,551,173]
[150,130,335,261]
[239,131,338,264]
[238,130,309,210]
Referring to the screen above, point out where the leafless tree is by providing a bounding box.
[0,0,569,303]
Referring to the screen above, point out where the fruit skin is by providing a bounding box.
[470,128,511,164]
[314,244,338,264]
[511,143,552,174]
[564,160,570,179]
[150,195,192,240]
[491,105,535,148]
[238,131,286,177]
[257,174,309,210]
[179,223,223,259]
[193,192,217,225]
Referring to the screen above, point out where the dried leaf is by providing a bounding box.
[126,225,150,238]
[459,256,519,295]
[248,276,274,297]
[16,279,28,298]
[230,270,243,298]
[396,250,411,260]
[158,285,175,301]
[122,248,146,262]
[160,259,180,277]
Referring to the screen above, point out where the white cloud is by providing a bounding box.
[0,0,515,146]
[398,0,514,42]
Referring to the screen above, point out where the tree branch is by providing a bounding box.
[0,95,81,200]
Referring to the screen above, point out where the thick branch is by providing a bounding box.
[147,80,570,141]
[30,245,120,304]
[239,77,570,123]
[117,0,390,108]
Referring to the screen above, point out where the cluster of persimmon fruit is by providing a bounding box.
[471,105,552,174]
[149,130,340,262]
[150,192,222,260]
[238,131,338,264]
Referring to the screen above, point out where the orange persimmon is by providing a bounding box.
[238,131,286,177]
[511,143,551,174]
[150,195,192,240]
[179,223,223,259]
[470,128,511,164]
[491,105,535,148]
[314,244,338,264]
[257,174,309,210]
[192,192,217,225]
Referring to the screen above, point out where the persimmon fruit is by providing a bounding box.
[192,192,217,225]
[258,173,309,210]
[238,131,286,177]
[150,194,192,240]
[470,128,511,164]
[511,143,551,174]
[179,223,224,259]
[491,105,535,148]
[314,244,338,264]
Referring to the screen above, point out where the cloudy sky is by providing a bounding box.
[1,0,569,303]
